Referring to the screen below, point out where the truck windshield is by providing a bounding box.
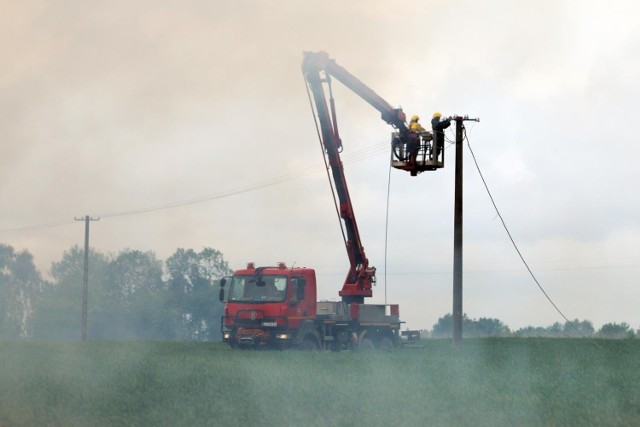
[228,275,288,303]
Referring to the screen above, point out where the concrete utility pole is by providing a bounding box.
[452,115,479,347]
[74,215,100,341]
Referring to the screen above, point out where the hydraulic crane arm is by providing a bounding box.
[303,51,413,141]
[302,51,408,303]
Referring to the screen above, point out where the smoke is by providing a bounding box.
[1,1,639,329]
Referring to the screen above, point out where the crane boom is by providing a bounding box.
[302,51,411,303]
[218,51,426,350]
[304,51,411,135]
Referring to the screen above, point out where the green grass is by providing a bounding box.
[0,339,639,426]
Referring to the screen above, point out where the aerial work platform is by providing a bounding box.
[390,131,444,176]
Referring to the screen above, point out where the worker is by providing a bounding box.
[409,115,426,133]
[431,112,451,159]
[255,280,279,300]
[406,115,427,162]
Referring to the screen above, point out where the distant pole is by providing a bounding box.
[451,115,480,347]
[75,215,100,341]
[452,118,464,347]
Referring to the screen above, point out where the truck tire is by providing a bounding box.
[297,321,320,351]
[299,336,320,351]
[359,337,375,350]
[377,336,394,351]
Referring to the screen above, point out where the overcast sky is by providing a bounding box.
[1,1,639,331]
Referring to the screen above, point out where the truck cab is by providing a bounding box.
[220,262,317,348]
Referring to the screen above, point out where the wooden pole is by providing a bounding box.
[75,215,99,341]
[453,118,464,347]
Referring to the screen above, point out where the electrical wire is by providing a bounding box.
[3,70,393,234]
[383,149,393,305]
[303,70,348,249]
[464,126,603,346]
[0,219,76,234]
[0,138,391,234]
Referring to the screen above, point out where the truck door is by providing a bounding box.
[289,276,315,324]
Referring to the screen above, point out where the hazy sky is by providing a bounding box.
[2,1,639,330]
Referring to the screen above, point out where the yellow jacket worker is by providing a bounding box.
[409,115,426,133]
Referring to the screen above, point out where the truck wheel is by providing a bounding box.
[297,321,320,351]
[299,336,319,351]
[378,337,394,351]
[359,337,375,350]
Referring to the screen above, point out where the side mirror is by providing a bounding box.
[219,277,229,302]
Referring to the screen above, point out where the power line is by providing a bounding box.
[0,140,391,233]
[465,129,561,311]
[464,127,603,346]
[0,219,76,234]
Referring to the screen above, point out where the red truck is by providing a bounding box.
[220,262,403,350]
[219,52,440,350]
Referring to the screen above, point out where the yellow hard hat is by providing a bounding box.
[410,115,420,122]
[433,112,442,118]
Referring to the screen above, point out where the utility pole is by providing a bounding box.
[74,215,100,341]
[452,115,479,347]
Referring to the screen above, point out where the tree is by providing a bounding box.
[431,313,454,338]
[32,245,232,341]
[597,322,632,339]
[100,249,166,339]
[165,247,232,340]
[515,326,548,337]
[107,249,163,304]
[547,322,563,337]
[474,317,511,337]
[431,313,510,338]
[32,245,110,341]
[563,319,594,338]
[0,244,44,339]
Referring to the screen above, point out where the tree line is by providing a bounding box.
[2,241,637,342]
[429,313,638,339]
[0,243,231,341]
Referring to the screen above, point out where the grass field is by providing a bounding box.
[1,338,639,426]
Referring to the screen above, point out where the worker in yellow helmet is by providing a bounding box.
[406,115,427,163]
[409,115,426,133]
[431,112,451,159]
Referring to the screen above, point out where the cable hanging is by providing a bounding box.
[302,69,348,249]
[383,150,393,305]
[464,127,602,346]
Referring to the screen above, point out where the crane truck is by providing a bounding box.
[219,52,442,350]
